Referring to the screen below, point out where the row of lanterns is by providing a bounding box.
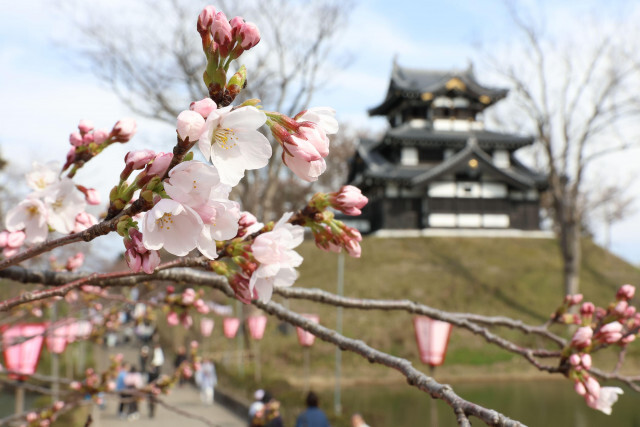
[201,314,319,347]
[203,314,451,364]
[2,315,451,383]
[2,320,92,379]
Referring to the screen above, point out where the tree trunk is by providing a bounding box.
[560,221,581,297]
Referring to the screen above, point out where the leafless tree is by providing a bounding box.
[485,4,640,296]
[582,177,636,248]
[60,0,353,220]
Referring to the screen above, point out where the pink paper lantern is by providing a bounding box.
[413,316,453,367]
[3,323,46,380]
[296,314,319,347]
[223,317,240,339]
[45,323,69,354]
[200,318,215,337]
[247,315,267,340]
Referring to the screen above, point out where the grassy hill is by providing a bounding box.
[206,236,640,385]
[166,236,640,426]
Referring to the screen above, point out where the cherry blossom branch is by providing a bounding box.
[0,197,153,271]
[251,298,525,427]
[274,287,567,348]
[4,266,640,404]
[589,366,640,392]
[0,266,569,371]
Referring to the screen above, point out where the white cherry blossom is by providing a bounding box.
[589,387,623,415]
[249,212,304,302]
[44,179,87,234]
[140,199,204,256]
[26,161,60,195]
[164,160,222,209]
[296,107,339,135]
[198,106,271,186]
[5,198,48,244]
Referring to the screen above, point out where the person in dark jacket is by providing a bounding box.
[295,391,330,427]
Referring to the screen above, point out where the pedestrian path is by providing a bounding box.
[97,386,245,427]
[94,343,245,427]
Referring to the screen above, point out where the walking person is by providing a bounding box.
[295,391,330,427]
[124,365,144,420]
[116,362,130,419]
[198,358,217,404]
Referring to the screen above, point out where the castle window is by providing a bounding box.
[401,147,419,165]
[493,150,510,168]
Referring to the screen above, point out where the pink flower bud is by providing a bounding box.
[580,302,595,316]
[7,231,26,248]
[585,376,600,397]
[345,238,361,258]
[85,188,101,205]
[74,212,98,233]
[614,300,628,315]
[3,247,18,258]
[70,381,82,390]
[26,412,38,422]
[64,147,76,170]
[330,185,369,216]
[53,401,65,411]
[167,311,179,326]
[189,98,217,119]
[198,5,216,32]
[230,16,244,38]
[176,110,205,142]
[93,129,110,144]
[621,334,636,344]
[69,132,83,146]
[78,119,94,134]
[571,326,593,349]
[569,353,581,366]
[83,133,94,145]
[125,248,142,273]
[625,306,636,317]
[111,118,137,142]
[574,381,586,396]
[190,340,199,349]
[617,284,635,300]
[581,353,592,370]
[597,321,624,344]
[239,22,260,50]
[141,250,160,275]
[0,231,8,247]
[65,253,84,271]
[146,152,173,178]
[568,294,583,306]
[125,149,156,170]
[211,12,232,47]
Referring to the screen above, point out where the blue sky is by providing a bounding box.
[2,0,640,263]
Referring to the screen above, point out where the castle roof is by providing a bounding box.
[369,62,509,116]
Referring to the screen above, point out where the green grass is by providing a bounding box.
[201,236,640,382]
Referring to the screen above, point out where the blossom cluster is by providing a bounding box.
[164,287,211,328]
[266,108,339,182]
[20,401,66,427]
[64,118,137,177]
[555,284,638,414]
[4,161,98,253]
[197,6,260,104]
